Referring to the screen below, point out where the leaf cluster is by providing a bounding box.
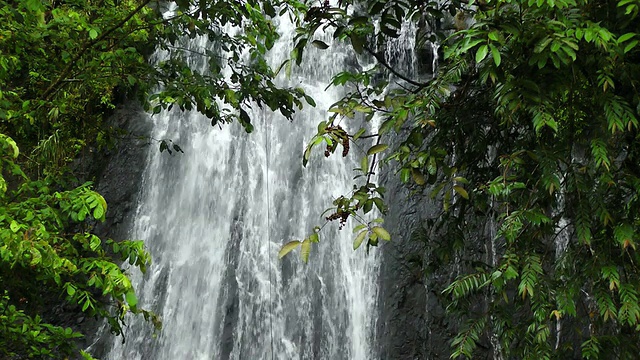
[0,134,159,358]
[0,0,315,356]
[288,0,640,357]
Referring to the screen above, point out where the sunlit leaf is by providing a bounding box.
[453,185,469,199]
[300,239,311,263]
[353,230,367,250]
[372,226,391,241]
[125,290,138,308]
[278,240,301,259]
[476,44,488,63]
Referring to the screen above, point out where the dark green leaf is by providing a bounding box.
[367,144,388,155]
[311,40,330,49]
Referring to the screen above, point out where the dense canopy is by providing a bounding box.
[1,0,640,358]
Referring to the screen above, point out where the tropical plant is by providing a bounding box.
[0,0,311,357]
[284,0,640,357]
[0,134,158,358]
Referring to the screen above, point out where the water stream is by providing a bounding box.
[103,14,380,360]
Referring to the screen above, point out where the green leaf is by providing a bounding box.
[275,59,290,76]
[89,235,101,251]
[29,248,41,266]
[363,199,373,214]
[353,230,367,250]
[378,118,394,134]
[127,75,136,86]
[373,197,385,212]
[618,32,635,43]
[4,137,19,158]
[78,209,87,222]
[10,220,19,233]
[263,1,276,17]
[304,95,316,107]
[311,40,330,49]
[278,240,301,259]
[624,40,638,53]
[475,44,488,63]
[353,224,368,233]
[361,155,369,172]
[350,33,365,54]
[239,108,253,133]
[89,29,98,40]
[82,299,91,312]
[457,39,484,55]
[125,290,138,308]
[300,239,311,263]
[317,121,327,133]
[372,226,391,241]
[353,128,366,140]
[303,146,312,167]
[490,44,501,67]
[400,168,410,183]
[93,206,105,221]
[367,144,388,155]
[453,185,469,199]
[411,169,426,185]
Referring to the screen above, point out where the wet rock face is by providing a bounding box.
[73,102,152,355]
[376,156,431,360]
[376,189,500,358]
[93,102,153,243]
[375,136,491,360]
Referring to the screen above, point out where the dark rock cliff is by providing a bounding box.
[92,103,153,242]
[75,102,153,353]
[376,149,435,359]
[376,138,495,359]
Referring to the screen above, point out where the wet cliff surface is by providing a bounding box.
[93,103,153,243]
[77,102,152,353]
[375,132,494,359]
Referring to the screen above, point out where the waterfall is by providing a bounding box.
[102,13,380,360]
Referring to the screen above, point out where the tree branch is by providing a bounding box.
[363,46,430,89]
[42,0,153,101]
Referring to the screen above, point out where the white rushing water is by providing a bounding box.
[103,11,380,360]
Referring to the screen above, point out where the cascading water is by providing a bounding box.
[102,13,380,360]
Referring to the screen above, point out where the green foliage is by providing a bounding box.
[0,292,84,359]
[0,0,309,168]
[285,0,640,357]
[0,134,158,358]
[0,0,312,357]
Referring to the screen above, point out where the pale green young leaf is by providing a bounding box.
[372,226,391,241]
[300,239,311,263]
[125,290,138,308]
[278,240,301,259]
[353,230,367,250]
